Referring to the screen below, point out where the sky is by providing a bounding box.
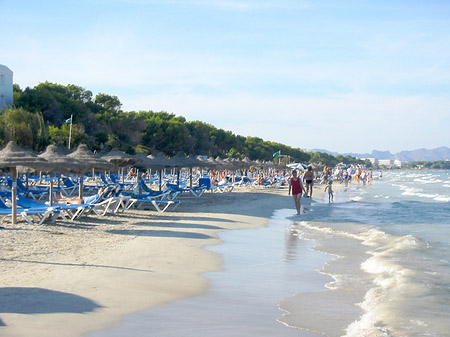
[2,0,449,154]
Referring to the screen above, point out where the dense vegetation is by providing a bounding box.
[1,82,368,167]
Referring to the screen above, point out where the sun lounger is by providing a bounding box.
[48,189,111,220]
[0,198,59,226]
[164,183,207,198]
[6,177,49,200]
[129,197,180,213]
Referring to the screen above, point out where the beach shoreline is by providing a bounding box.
[0,187,298,337]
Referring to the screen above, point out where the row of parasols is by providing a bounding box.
[0,141,287,224]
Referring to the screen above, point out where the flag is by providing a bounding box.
[272,150,280,158]
[65,117,72,124]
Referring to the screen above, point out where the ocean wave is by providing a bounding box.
[287,218,449,337]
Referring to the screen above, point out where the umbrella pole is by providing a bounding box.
[79,175,83,199]
[138,172,142,195]
[25,174,29,192]
[11,167,17,225]
[49,175,54,206]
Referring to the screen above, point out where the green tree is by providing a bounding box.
[48,124,88,149]
[95,93,122,113]
[0,107,48,150]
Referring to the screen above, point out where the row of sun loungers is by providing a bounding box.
[0,171,286,227]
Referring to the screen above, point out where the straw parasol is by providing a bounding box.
[0,141,51,224]
[168,152,192,168]
[196,156,218,169]
[101,148,141,185]
[67,144,114,197]
[68,144,114,170]
[241,157,258,169]
[214,156,234,170]
[131,153,171,193]
[38,144,86,173]
[101,148,138,168]
[147,153,173,169]
[38,144,87,205]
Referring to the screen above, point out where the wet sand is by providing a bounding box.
[1,187,303,337]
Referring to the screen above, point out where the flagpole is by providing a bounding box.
[68,114,73,150]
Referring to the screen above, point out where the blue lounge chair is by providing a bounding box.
[128,196,180,213]
[6,177,49,200]
[0,198,59,226]
[109,174,137,190]
[49,190,108,220]
[164,183,206,198]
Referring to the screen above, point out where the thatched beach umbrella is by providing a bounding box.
[132,153,170,193]
[67,144,114,198]
[101,148,137,168]
[148,153,173,169]
[241,157,258,169]
[184,155,214,188]
[203,156,220,168]
[101,148,140,184]
[166,152,191,188]
[196,156,218,169]
[0,141,51,224]
[38,144,87,205]
[148,153,175,191]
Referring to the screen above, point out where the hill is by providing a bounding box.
[312,147,450,162]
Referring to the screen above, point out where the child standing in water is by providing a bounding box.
[324,180,334,203]
[288,170,305,215]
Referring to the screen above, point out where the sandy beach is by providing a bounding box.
[0,187,298,337]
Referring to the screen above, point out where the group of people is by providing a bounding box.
[288,166,325,215]
[288,164,380,214]
[319,166,375,187]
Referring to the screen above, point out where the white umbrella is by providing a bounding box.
[287,163,308,170]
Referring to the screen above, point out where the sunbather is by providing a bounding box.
[53,187,105,205]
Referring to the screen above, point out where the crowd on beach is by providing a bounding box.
[0,140,379,226]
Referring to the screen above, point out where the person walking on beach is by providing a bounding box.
[324,180,334,203]
[303,166,314,198]
[288,170,305,215]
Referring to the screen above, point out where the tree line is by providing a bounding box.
[0,82,367,167]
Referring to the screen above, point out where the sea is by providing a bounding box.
[88,170,450,337]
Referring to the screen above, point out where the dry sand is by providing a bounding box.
[0,187,301,337]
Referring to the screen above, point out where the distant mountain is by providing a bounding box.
[311,146,450,162]
[310,149,338,156]
[395,147,450,162]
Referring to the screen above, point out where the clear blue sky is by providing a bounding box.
[2,0,449,153]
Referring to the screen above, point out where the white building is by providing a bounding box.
[393,160,403,168]
[363,157,378,165]
[0,64,13,110]
[378,159,403,168]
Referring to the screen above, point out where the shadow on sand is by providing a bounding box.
[0,287,102,326]
[106,229,213,239]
